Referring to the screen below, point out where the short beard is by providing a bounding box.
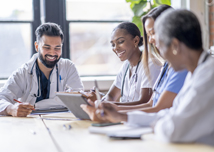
[38,50,61,68]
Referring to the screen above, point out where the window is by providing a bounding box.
[0,0,133,78]
[0,24,31,77]
[0,0,40,78]
[66,0,133,76]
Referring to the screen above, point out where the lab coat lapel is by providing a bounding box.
[49,65,57,98]
[25,61,38,105]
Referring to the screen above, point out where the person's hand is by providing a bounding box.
[81,99,104,122]
[6,103,34,117]
[96,102,128,123]
[86,86,105,102]
[87,91,97,102]
[102,101,119,111]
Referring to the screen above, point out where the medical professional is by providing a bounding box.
[82,5,187,121]
[96,9,214,145]
[114,5,188,113]
[0,22,83,117]
[81,22,161,121]
[98,22,161,104]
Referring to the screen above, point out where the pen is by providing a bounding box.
[59,75,62,82]
[13,99,35,110]
[94,80,104,117]
[39,118,74,121]
[13,99,22,103]
[94,80,101,100]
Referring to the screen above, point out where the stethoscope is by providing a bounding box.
[121,60,141,102]
[30,59,59,97]
[153,62,169,94]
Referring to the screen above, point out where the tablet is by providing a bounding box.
[56,92,91,120]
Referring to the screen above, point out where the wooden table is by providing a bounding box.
[1,112,214,152]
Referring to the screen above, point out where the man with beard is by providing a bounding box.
[0,23,83,117]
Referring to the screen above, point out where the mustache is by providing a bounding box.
[45,54,58,58]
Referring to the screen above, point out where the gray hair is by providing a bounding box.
[154,9,202,50]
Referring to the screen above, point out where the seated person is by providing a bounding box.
[95,9,214,146]
[113,5,188,112]
[81,5,187,121]
[91,22,161,105]
[0,22,83,117]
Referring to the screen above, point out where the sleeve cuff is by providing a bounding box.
[154,115,175,142]
[125,111,157,127]
[0,100,13,115]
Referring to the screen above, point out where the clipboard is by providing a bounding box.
[56,92,91,120]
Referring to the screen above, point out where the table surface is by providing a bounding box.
[1,112,214,152]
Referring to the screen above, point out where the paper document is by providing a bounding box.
[107,127,152,138]
[89,124,152,138]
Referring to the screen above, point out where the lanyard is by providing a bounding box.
[153,62,169,93]
[121,60,141,97]
[153,52,209,94]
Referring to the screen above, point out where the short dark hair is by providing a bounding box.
[114,22,143,47]
[35,22,64,43]
[155,9,203,50]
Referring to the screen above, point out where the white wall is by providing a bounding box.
[171,0,209,50]
[0,76,115,92]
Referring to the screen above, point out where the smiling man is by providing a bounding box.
[0,23,83,117]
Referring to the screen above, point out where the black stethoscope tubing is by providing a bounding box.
[30,59,59,97]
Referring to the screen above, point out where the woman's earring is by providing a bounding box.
[135,45,137,48]
[172,50,177,55]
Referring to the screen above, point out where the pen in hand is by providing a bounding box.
[94,80,104,117]
[13,99,35,110]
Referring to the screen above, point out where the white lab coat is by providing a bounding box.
[126,51,214,145]
[0,53,83,115]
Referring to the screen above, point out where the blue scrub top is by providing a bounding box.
[35,61,53,103]
[152,62,188,107]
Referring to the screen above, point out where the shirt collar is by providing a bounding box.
[197,51,208,66]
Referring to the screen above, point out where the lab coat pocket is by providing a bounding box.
[59,79,65,91]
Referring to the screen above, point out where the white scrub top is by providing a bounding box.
[114,58,161,103]
[126,51,214,145]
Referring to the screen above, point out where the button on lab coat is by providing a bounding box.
[0,53,83,115]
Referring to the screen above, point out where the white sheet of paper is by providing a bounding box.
[89,125,152,138]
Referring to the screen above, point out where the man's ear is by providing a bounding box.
[34,41,39,52]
